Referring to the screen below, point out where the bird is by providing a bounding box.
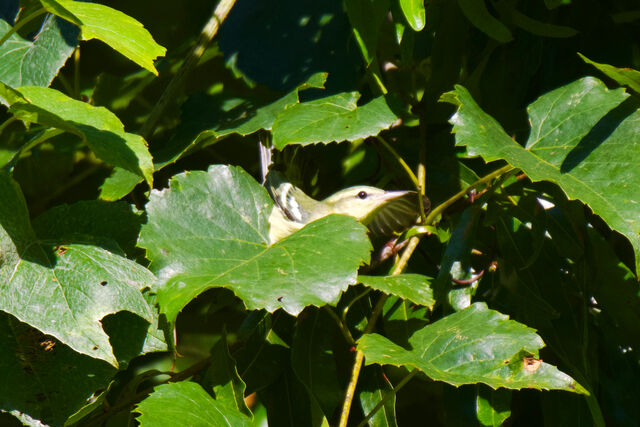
[260,142,429,244]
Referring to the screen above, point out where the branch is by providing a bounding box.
[139,0,237,140]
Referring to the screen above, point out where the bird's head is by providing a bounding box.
[323,186,411,222]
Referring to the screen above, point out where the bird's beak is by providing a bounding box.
[378,190,412,201]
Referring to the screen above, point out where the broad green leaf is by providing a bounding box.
[358,303,587,393]
[158,72,328,164]
[399,0,426,31]
[0,312,116,427]
[0,84,153,185]
[476,387,511,426]
[579,53,640,94]
[101,73,328,202]
[258,367,329,427]
[358,274,434,308]
[272,92,398,148]
[444,78,640,273]
[457,0,513,43]
[139,165,372,322]
[345,0,390,64]
[358,366,398,427]
[0,15,78,88]
[40,0,166,75]
[291,309,343,419]
[202,335,251,417]
[0,171,155,365]
[135,382,251,427]
[234,312,289,394]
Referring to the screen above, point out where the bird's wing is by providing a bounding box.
[368,193,430,236]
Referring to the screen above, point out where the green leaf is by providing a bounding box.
[135,382,252,427]
[202,335,252,417]
[457,0,513,43]
[40,0,166,75]
[358,366,398,427]
[102,73,329,202]
[398,0,426,31]
[234,312,289,394]
[32,200,143,256]
[99,167,142,201]
[345,0,390,64]
[496,4,577,38]
[0,170,155,365]
[358,274,434,308]
[0,15,78,88]
[476,387,512,426]
[579,53,640,94]
[358,302,587,393]
[291,309,343,419]
[0,312,116,426]
[257,366,329,427]
[0,84,154,186]
[444,78,640,273]
[272,93,398,148]
[139,165,372,323]
[544,0,571,9]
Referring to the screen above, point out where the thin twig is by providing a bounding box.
[342,163,517,426]
[375,136,421,190]
[324,306,356,347]
[341,287,372,323]
[424,164,515,226]
[338,234,421,427]
[139,0,237,140]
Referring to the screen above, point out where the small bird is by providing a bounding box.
[268,178,415,243]
[260,142,428,244]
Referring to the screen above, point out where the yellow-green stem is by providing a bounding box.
[356,369,419,427]
[338,235,421,427]
[424,164,515,226]
[0,8,47,48]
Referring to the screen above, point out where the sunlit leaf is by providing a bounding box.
[0,84,153,185]
[40,0,166,75]
[135,382,251,427]
[0,15,77,88]
[139,165,372,322]
[398,0,426,31]
[0,171,155,365]
[359,274,434,308]
[359,303,587,393]
[476,387,512,426]
[579,53,640,94]
[444,77,640,273]
[272,92,398,148]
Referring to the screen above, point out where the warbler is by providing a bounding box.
[261,142,428,243]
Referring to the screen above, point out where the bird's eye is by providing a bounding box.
[357,191,368,199]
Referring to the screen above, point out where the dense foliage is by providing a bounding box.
[0,0,639,425]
